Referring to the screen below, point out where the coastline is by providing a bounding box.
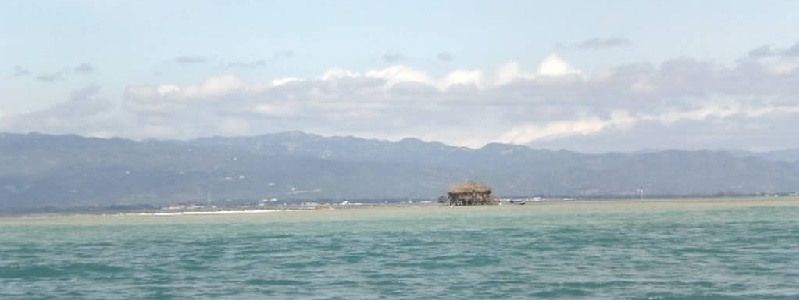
[1,197,798,225]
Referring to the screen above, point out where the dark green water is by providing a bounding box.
[1,202,798,299]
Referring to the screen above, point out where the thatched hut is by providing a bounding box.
[445,181,497,206]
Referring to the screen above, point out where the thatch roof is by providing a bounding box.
[448,181,491,194]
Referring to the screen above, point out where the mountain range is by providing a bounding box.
[1,132,798,211]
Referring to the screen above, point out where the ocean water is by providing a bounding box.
[1,200,798,299]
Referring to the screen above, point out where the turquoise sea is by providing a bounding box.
[1,200,798,299]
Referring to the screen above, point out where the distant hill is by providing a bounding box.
[1,132,798,210]
[728,149,799,163]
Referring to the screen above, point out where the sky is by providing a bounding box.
[1,0,799,152]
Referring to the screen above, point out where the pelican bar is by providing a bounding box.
[444,181,498,206]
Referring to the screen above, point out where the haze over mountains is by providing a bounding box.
[1,132,799,211]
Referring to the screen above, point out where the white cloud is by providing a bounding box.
[157,85,180,95]
[5,50,799,152]
[0,85,116,136]
[498,103,799,145]
[493,62,524,86]
[217,118,251,136]
[766,61,798,75]
[651,103,799,124]
[490,54,582,87]
[498,111,636,144]
[536,54,581,76]
[630,77,656,94]
[440,69,483,89]
[182,75,245,98]
[111,54,799,148]
[364,65,433,87]
[137,125,181,139]
[320,69,358,81]
[254,103,298,117]
[271,77,302,87]
[123,76,246,114]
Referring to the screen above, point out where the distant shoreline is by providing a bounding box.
[2,197,798,224]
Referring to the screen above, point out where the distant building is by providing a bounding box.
[444,181,498,206]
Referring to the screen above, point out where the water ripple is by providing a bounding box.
[1,204,798,299]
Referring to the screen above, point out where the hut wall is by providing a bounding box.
[447,191,493,206]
